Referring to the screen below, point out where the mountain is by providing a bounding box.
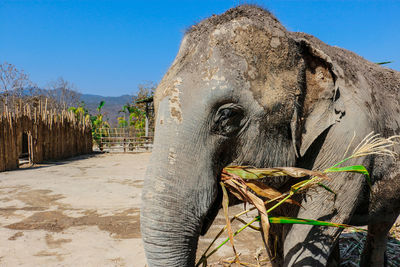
[80,94,134,127]
[5,87,134,127]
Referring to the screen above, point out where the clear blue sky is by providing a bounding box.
[1,0,399,96]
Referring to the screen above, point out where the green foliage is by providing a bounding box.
[68,100,110,150]
[68,102,90,121]
[90,101,110,149]
[97,100,105,111]
[266,217,366,231]
[119,103,147,132]
[117,116,128,128]
[67,102,90,121]
[324,165,371,187]
[130,82,156,132]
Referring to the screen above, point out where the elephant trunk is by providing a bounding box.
[141,174,200,266]
[141,117,220,266]
[141,201,199,265]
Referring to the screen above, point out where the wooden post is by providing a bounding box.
[145,102,149,138]
[28,131,32,164]
[0,118,4,171]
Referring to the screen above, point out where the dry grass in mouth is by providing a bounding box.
[196,132,400,267]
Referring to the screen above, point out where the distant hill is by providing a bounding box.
[80,94,133,127]
[5,87,133,127]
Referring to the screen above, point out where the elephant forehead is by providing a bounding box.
[211,19,288,59]
[206,20,301,110]
[156,18,301,116]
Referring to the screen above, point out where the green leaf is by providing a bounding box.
[291,180,311,192]
[258,216,367,232]
[317,182,337,199]
[324,165,368,174]
[224,167,260,179]
[68,107,76,112]
[97,100,105,111]
[376,61,393,65]
[76,107,85,115]
[324,165,371,187]
[223,166,325,180]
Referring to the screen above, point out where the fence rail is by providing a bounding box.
[96,127,153,152]
[0,101,92,172]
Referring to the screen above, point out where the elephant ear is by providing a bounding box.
[293,39,345,157]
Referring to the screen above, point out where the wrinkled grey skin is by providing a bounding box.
[141,5,400,267]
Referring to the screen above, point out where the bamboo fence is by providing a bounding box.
[0,100,92,172]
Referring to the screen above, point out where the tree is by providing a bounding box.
[46,77,81,111]
[0,62,34,110]
[134,81,156,103]
[91,101,110,150]
[69,100,109,150]
[0,63,81,114]
[131,82,156,134]
[68,101,89,121]
[118,103,146,131]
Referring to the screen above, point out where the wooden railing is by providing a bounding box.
[96,127,153,152]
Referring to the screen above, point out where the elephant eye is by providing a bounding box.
[220,108,234,119]
[216,108,236,121]
[212,103,245,137]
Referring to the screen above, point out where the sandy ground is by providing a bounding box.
[0,153,266,267]
[0,153,398,266]
[0,153,148,267]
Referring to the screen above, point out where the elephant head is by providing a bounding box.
[141,5,361,266]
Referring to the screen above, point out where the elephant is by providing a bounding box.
[141,5,400,267]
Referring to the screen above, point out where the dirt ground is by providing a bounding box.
[0,153,148,266]
[0,153,398,266]
[0,153,265,267]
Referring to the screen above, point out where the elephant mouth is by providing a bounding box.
[199,170,293,236]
